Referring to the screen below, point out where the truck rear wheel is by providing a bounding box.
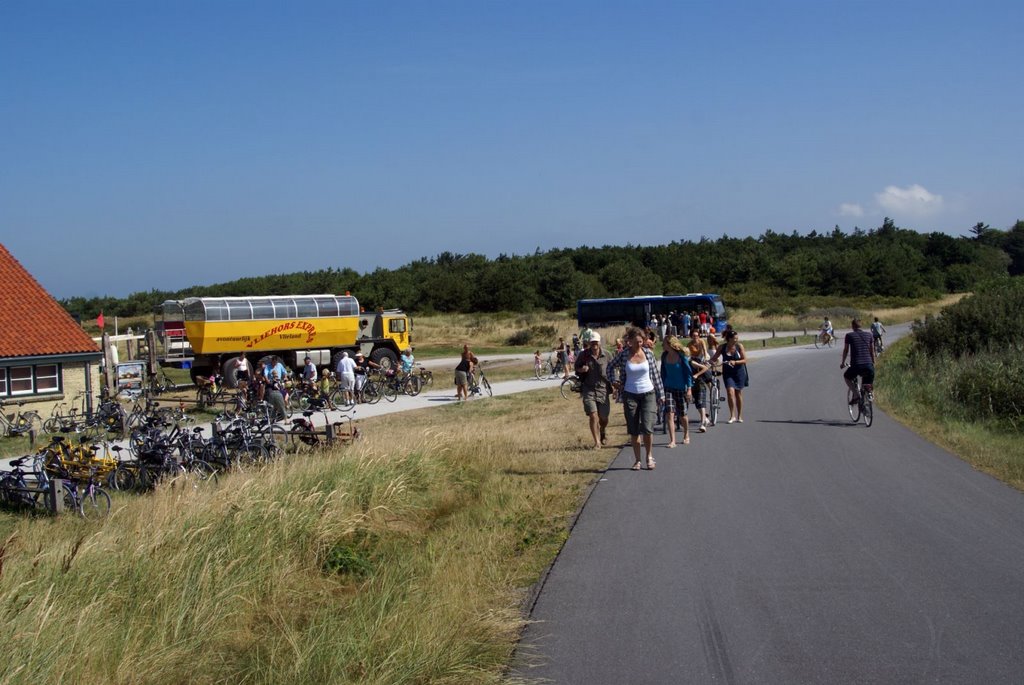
[370,348,397,370]
[222,357,243,389]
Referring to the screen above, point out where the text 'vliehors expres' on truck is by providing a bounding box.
[153,294,411,387]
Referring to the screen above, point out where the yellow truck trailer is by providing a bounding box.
[155,294,411,386]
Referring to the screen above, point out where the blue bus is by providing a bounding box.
[576,294,728,331]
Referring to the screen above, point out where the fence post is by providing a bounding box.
[793,336,798,344]
[46,478,64,514]
[771,329,776,338]
[762,339,766,347]
[325,422,335,446]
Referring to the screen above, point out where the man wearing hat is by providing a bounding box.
[574,332,613,449]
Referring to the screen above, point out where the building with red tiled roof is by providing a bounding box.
[0,243,102,408]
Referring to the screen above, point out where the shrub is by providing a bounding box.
[505,325,557,347]
[913,277,1024,357]
[949,350,1024,429]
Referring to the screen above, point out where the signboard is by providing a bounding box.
[116,361,145,395]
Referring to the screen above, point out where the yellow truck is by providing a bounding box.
[154,294,411,386]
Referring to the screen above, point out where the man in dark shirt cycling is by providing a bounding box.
[840,318,876,403]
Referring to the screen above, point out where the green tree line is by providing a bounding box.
[61,218,1024,319]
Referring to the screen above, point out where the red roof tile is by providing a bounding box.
[0,243,100,358]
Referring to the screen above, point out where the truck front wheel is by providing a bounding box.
[370,348,397,371]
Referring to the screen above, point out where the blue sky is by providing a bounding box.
[2,1,1021,299]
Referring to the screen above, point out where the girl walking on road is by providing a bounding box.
[709,330,748,423]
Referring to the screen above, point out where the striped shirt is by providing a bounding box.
[845,329,875,366]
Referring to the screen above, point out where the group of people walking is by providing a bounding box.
[572,324,748,471]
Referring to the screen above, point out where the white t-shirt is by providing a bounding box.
[336,356,356,377]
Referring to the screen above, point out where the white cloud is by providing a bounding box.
[875,184,944,217]
[838,203,864,217]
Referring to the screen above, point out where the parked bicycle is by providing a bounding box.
[0,399,43,438]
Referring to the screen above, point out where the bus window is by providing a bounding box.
[314,297,339,317]
[295,298,318,318]
[250,299,275,319]
[273,300,298,319]
[228,300,253,321]
[204,300,229,322]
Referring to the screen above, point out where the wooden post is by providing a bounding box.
[771,329,776,338]
[101,332,115,398]
[45,478,64,514]
[146,329,159,376]
[325,422,335,445]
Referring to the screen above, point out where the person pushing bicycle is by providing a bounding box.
[840,318,876,405]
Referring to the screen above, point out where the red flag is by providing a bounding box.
[97,311,105,330]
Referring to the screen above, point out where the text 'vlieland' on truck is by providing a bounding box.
[153,294,411,386]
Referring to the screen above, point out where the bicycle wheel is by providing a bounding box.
[709,382,721,426]
[80,487,112,518]
[184,459,219,485]
[560,377,576,400]
[290,424,319,449]
[382,380,398,402]
[288,390,309,412]
[61,482,80,515]
[43,416,61,434]
[258,424,291,457]
[828,336,836,348]
[482,376,493,397]
[862,396,874,427]
[109,465,137,491]
[814,335,822,349]
[362,380,383,405]
[405,375,423,397]
[847,388,861,422]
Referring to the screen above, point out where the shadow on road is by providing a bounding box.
[757,418,863,427]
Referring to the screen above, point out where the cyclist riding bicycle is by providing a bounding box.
[870,317,887,351]
[840,318,876,404]
[820,317,834,344]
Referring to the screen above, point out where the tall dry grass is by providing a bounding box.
[0,389,608,684]
[727,293,968,333]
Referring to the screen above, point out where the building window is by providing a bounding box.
[36,365,59,393]
[1,363,62,397]
[9,367,33,395]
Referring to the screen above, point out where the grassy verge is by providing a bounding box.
[0,387,608,684]
[877,336,1024,490]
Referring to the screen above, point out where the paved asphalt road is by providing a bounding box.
[510,327,1024,684]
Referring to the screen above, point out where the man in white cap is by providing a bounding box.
[574,332,613,448]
